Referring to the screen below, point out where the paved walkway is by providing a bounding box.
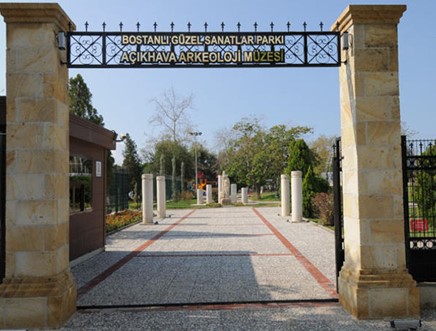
[62,207,436,330]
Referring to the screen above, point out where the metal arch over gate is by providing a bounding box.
[66,22,341,68]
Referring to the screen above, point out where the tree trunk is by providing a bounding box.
[254,183,261,199]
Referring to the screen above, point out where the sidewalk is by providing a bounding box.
[62,207,436,330]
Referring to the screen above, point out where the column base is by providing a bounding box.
[0,270,77,329]
[338,265,420,319]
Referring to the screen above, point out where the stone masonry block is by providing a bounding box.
[355,96,395,122]
[4,297,47,329]
[15,200,57,226]
[7,72,44,99]
[363,72,399,97]
[44,222,68,251]
[16,98,59,123]
[7,226,44,251]
[7,174,45,200]
[354,48,390,72]
[15,251,56,277]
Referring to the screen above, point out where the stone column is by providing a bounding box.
[291,171,302,222]
[206,184,213,204]
[333,5,418,319]
[230,184,237,203]
[142,174,153,224]
[217,175,222,203]
[280,174,290,217]
[0,4,76,329]
[197,189,204,205]
[241,187,248,204]
[156,176,166,219]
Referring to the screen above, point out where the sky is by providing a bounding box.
[0,0,435,164]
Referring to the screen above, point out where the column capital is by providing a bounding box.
[0,3,75,31]
[332,5,406,32]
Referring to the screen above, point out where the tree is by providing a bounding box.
[122,133,143,188]
[309,135,337,176]
[150,87,195,142]
[302,166,317,218]
[68,74,104,126]
[68,73,113,194]
[286,139,315,177]
[221,117,311,198]
[143,139,193,178]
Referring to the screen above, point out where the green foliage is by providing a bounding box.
[144,139,193,177]
[414,142,436,215]
[222,117,311,198]
[312,192,334,226]
[159,154,165,176]
[302,166,317,218]
[68,74,104,126]
[122,133,143,188]
[286,139,315,177]
[194,145,219,182]
[310,135,337,175]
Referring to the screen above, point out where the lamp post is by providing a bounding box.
[189,131,202,191]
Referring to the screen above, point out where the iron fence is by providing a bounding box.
[402,136,436,281]
[106,168,130,213]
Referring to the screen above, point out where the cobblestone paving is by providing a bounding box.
[62,206,436,330]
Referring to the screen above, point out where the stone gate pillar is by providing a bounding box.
[333,5,419,319]
[0,3,77,329]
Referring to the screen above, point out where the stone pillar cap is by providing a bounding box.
[0,3,76,31]
[332,4,406,32]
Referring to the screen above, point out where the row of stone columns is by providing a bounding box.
[142,174,167,224]
[280,172,303,222]
[142,174,251,223]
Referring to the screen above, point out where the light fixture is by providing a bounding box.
[341,32,349,51]
[57,31,66,50]
[114,132,127,143]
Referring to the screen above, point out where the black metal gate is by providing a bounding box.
[402,136,436,282]
[332,137,344,292]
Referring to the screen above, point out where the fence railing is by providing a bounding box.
[402,136,436,281]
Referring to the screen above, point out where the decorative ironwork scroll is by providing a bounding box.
[66,23,341,68]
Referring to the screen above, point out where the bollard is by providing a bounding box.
[291,171,303,222]
[142,174,154,224]
[206,184,213,204]
[230,183,237,203]
[217,175,222,203]
[197,189,204,205]
[156,175,166,219]
[281,174,290,216]
[241,187,248,204]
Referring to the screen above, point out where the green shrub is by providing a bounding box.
[312,192,334,226]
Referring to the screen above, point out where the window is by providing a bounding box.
[69,155,93,213]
